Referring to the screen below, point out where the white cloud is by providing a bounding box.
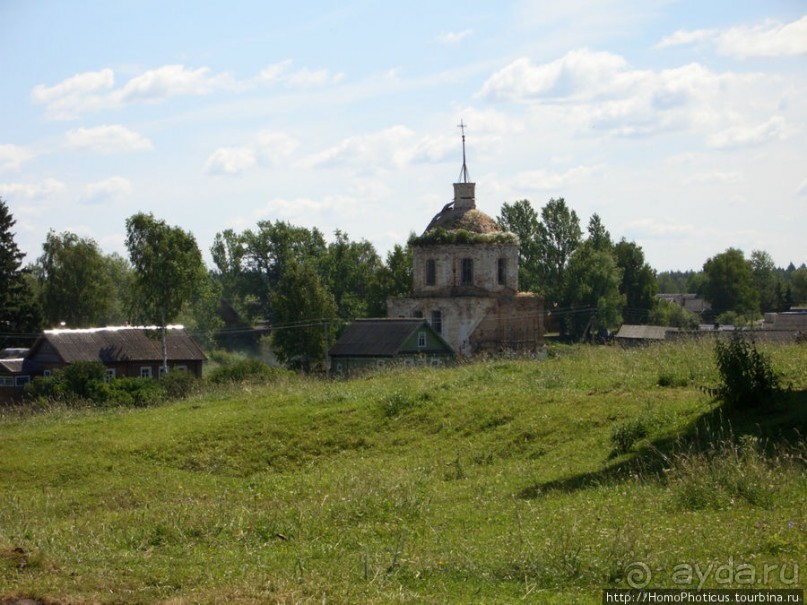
[80,177,133,204]
[33,62,344,120]
[117,65,235,104]
[0,178,66,199]
[258,60,294,83]
[795,179,807,196]
[284,67,344,88]
[32,65,235,119]
[205,147,257,175]
[624,217,699,239]
[64,125,153,153]
[205,131,299,176]
[658,16,807,58]
[707,116,790,149]
[477,49,633,102]
[657,28,718,49]
[0,144,35,171]
[303,126,415,170]
[438,29,473,44]
[30,68,115,119]
[511,165,601,191]
[682,171,742,185]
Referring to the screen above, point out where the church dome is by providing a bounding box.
[425,205,501,234]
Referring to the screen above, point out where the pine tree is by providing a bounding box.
[0,198,42,346]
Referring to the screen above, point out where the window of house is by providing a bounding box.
[417,331,427,348]
[376,359,387,369]
[461,258,473,285]
[104,369,116,383]
[426,259,436,286]
[431,310,442,334]
[43,369,52,377]
[0,377,14,387]
[15,376,30,387]
[498,257,507,285]
[140,366,153,379]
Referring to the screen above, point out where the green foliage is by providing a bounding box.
[34,231,120,328]
[125,213,206,328]
[562,243,625,339]
[648,299,701,329]
[159,368,198,399]
[206,358,287,384]
[319,229,382,320]
[714,334,782,409]
[24,362,166,407]
[609,417,649,455]
[366,243,413,316]
[666,435,784,511]
[408,227,518,247]
[614,238,658,317]
[496,199,541,292]
[702,248,759,317]
[536,197,582,305]
[0,197,42,346]
[269,259,337,371]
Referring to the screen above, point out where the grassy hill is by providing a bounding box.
[1,340,805,604]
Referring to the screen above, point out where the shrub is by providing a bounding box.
[609,418,649,456]
[62,361,107,399]
[160,369,197,400]
[206,358,284,384]
[108,377,164,407]
[714,334,782,409]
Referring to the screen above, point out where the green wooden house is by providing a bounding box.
[329,318,455,377]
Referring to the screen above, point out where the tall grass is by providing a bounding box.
[0,340,805,603]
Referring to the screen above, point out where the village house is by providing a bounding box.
[386,127,544,356]
[329,318,454,377]
[0,326,205,400]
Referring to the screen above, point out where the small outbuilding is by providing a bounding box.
[329,318,454,377]
[615,324,678,346]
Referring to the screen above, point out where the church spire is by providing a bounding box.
[457,119,471,183]
[453,119,475,210]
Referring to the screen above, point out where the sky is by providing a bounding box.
[1,0,805,273]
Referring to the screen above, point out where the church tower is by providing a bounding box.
[387,123,544,356]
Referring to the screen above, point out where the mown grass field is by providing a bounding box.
[1,340,805,604]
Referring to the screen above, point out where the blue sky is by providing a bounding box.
[1,0,805,272]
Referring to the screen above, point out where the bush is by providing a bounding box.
[160,369,197,400]
[108,377,164,407]
[714,334,782,409]
[206,358,285,384]
[609,418,649,455]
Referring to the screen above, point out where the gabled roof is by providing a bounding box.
[27,326,206,364]
[329,319,453,357]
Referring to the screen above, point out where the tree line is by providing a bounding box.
[1,195,805,368]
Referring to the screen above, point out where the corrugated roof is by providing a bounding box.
[32,326,205,363]
[330,319,444,357]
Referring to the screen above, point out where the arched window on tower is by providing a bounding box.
[426,259,436,286]
[461,258,473,285]
[497,258,507,285]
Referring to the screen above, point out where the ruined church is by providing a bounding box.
[387,126,544,356]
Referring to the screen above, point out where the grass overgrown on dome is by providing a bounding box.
[409,227,519,247]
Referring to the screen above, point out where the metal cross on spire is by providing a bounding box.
[457,119,470,183]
